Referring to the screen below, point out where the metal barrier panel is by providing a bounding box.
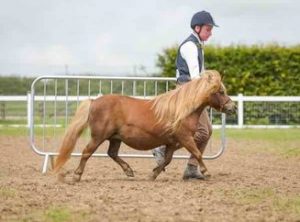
[29,75,226,173]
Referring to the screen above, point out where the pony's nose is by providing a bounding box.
[225,103,237,115]
[233,104,237,113]
[231,104,237,114]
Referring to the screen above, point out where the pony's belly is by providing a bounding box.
[121,134,162,150]
[122,139,160,150]
[118,125,164,150]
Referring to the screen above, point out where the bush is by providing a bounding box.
[156,44,300,96]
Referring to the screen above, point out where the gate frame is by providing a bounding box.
[29,75,226,173]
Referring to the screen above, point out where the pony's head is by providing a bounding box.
[208,81,236,115]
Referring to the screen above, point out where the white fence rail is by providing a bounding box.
[1,77,300,174]
[1,94,299,128]
[231,94,300,128]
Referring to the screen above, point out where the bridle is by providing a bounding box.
[215,92,232,112]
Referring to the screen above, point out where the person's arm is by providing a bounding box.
[180,41,201,79]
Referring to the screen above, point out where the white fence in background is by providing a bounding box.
[0,94,299,128]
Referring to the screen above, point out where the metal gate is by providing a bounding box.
[29,75,226,173]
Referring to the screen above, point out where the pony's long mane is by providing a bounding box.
[151,70,221,132]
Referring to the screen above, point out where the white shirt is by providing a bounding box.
[176,32,205,79]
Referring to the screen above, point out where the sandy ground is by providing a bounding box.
[0,135,299,222]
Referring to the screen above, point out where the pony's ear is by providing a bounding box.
[221,70,227,81]
[221,74,225,81]
[205,70,216,82]
[207,72,213,83]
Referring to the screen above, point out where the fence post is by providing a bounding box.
[27,92,31,128]
[0,102,5,120]
[238,93,244,128]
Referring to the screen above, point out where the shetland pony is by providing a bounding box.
[53,70,236,182]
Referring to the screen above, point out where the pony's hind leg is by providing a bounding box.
[151,146,175,180]
[73,136,103,182]
[107,139,134,177]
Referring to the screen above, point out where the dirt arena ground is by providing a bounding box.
[0,134,299,222]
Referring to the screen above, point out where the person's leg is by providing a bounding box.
[183,109,212,180]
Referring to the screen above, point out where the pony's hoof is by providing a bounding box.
[56,169,72,183]
[149,174,157,181]
[72,174,81,183]
[203,171,211,178]
[57,173,66,183]
[125,170,134,177]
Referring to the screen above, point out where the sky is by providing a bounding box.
[0,0,299,76]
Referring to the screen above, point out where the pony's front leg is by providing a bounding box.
[73,137,102,182]
[151,146,175,180]
[179,137,208,176]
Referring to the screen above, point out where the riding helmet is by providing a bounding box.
[190,11,219,29]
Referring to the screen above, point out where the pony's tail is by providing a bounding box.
[53,99,91,173]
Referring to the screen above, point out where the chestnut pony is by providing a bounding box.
[53,70,236,182]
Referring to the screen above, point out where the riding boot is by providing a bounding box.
[182,164,205,180]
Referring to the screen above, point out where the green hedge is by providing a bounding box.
[0,77,34,95]
[156,44,300,96]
